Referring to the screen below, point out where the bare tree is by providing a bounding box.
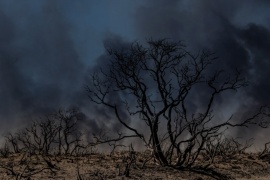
[53,109,86,155]
[3,108,87,156]
[0,108,89,178]
[19,118,58,155]
[87,39,270,168]
[203,135,253,167]
[4,133,20,153]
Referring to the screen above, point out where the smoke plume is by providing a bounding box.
[0,0,270,146]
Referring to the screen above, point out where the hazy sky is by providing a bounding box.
[0,0,270,138]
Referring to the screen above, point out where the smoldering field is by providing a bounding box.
[0,108,270,180]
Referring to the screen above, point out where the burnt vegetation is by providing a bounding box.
[1,39,270,179]
[0,109,90,179]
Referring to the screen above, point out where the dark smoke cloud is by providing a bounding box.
[238,24,270,103]
[131,0,270,141]
[133,0,270,91]
[0,0,140,138]
[1,0,270,146]
[86,34,134,134]
[0,1,92,133]
[89,0,270,146]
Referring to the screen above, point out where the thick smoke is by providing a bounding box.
[133,0,270,100]
[131,0,270,142]
[1,0,270,147]
[90,0,270,145]
[0,0,136,137]
[0,1,92,133]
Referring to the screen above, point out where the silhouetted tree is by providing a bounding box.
[3,108,87,156]
[87,39,270,168]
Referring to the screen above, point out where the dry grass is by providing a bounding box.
[1,151,270,180]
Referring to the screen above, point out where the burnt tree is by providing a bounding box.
[87,39,270,167]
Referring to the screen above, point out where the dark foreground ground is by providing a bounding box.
[0,151,270,180]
